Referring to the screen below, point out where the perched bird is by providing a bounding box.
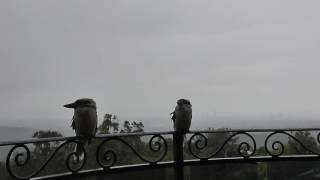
[171,99,192,133]
[64,98,97,159]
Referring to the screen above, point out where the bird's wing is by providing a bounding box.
[171,105,180,129]
[171,111,176,129]
[94,113,98,135]
[170,111,176,121]
[171,105,180,120]
[186,107,192,131]
[186,113,192,131]
[70,116,76,130]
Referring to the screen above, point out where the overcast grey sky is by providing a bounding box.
[1,1,320,130]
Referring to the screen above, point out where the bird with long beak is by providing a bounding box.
[171,99,192,133]
[64,98,97,160]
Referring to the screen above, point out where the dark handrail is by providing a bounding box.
[189,127,320,133]
[0,131,174,146]
[2,127,320,146]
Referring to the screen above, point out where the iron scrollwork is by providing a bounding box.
[6,140,86,180]
[264,130,320,157]
[188,132,257,159]
[4,134,168,179]
[96,134,168,168]
[4,128,320,179]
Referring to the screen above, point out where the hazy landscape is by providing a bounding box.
[1,114,319,141]
[1,115,318,162]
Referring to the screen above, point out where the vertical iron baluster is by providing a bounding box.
[173,132,184,180]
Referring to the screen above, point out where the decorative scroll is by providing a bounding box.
[264,131,320,157]
[188,132,257,160]
[96,134,168,168]
[3,129,320,179]
[6,140,85,180]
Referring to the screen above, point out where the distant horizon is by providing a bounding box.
[1,114,319,137]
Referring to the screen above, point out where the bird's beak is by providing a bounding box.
[64,102,76,108]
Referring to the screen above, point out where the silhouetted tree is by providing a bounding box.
[98,114,120,134]
[121,120,132,133]
[132,121,144,133]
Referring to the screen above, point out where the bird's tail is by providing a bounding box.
[173,132,185,163]
[74,139,89,161]
[176,130,187,142]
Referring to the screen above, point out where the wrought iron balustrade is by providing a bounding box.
[1,128,320,180]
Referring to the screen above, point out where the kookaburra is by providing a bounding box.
[171,99,192,133]
[64,98,97,159]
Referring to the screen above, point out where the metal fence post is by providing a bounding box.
[173,131,184,180]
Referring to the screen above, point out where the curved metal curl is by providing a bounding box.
[265,131,320,157]
[6,140,86,180]
[188,132,256,160]
[96,134,167,168]
[317,132,320,145]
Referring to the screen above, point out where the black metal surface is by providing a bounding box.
[29,155,320,180]
[2,128,320,179]
[33,162,175,180]
[173,132,184,180]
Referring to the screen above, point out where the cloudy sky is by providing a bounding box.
[1,1,320,131]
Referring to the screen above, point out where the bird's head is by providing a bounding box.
[177,99,191,106]
[64,98,96,109]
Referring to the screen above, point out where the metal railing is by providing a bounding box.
[1,128,320,179]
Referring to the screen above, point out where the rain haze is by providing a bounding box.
[1,1,320,135]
